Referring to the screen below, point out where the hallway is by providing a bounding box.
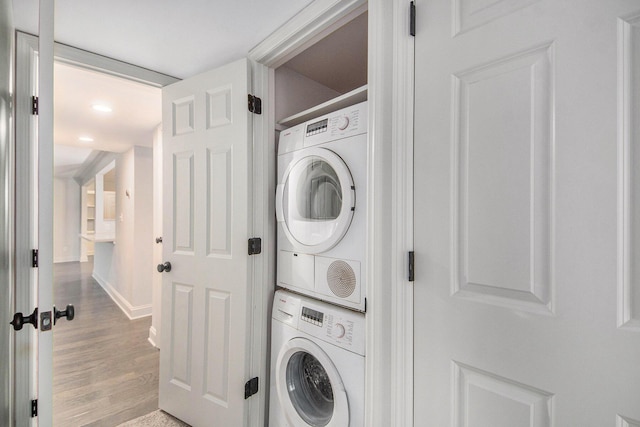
[53,260,159,426]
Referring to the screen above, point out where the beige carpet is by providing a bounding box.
[117,410,190,427]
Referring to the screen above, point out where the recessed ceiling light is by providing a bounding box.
[78,136,94,142]
[92,104,112,113]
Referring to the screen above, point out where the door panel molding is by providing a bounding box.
[618,12,640,330]
[452,361,553,427]
[452,42,554,314]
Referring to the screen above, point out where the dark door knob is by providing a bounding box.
[9,308,38,331]
[157,262,172,273]
[155,236,163,243]
[54,304,75,325]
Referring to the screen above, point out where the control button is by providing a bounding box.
[335,323,346,338]
[337,116,350,130]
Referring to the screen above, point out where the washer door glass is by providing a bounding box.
[286,351,334,426]
[280,148,355,253]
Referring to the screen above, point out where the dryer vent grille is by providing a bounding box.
[327,260,356,298]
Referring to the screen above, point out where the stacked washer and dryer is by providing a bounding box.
[270,102,368,427]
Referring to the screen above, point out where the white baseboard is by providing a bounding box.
[148,326,159,348]
[92,272,152,320]
[54,255,80,263]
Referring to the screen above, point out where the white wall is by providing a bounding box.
[53,177,81,263]
[132,145,154,308]
[94,161,116,236]
[274,66,341,122]
[113,148,134,304]
[90,146,154,319]
[149,125,162,347]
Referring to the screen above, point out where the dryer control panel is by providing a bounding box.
[304,101,367,147]
[277,101,367,155]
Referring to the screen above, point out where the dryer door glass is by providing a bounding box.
[286,351,334,426]
[281,149,354,252]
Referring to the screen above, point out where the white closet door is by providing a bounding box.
[414,0,640,425]
[159,58,254,427]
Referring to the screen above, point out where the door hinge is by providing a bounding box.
[248,94,262,115]
[410,1,416,37]
[31,96,39,115]
[31,399,37,417]
[32,249,38,268]
[408,251,415,282]
[244,377,259,399]
[248,237,262,255]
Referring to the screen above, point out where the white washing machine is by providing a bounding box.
[269,290,365,427]
[276,102,367,311]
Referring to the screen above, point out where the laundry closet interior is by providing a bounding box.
[265,7,368,304]
[272,11,367,129]
[265,6,369,427]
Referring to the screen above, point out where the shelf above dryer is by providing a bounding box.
[277,85,367,131]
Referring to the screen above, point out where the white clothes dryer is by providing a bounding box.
[269,290,365,427]
[276,102,367,311]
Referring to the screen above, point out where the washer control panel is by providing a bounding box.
[273,290,365,356]
[323,313,355,346]
[302,306,364,356]
[301,306,324,326]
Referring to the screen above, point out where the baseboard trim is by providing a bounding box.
[92,272,152,320]
[148,326,159,348]
[54,255,80,263]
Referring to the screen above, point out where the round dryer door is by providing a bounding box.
[276,147,355,254]
[276,338,349,427]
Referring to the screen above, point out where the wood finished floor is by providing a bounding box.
[53,260,159,427]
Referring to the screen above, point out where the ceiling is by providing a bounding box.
[12,0,314,79]
[12,0,314,178]
[52,61,162,177]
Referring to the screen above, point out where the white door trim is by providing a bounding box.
[249,1,414,425]
[14,31,39,426]
[387,1,414,425]
[1,1,16,425]
[248,59,271,427]
[366,1,414,426]
[14,28,177,427]
[37,1,56,421]
[249,0,367,68]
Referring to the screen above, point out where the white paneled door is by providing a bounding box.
[159,58,255,426]
[414,0,640,425]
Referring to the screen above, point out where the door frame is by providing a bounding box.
[249,0,414,425]
[14,30,177,426]
[0,0,14,425]
[379,1,414,425]
[17,0,416,424]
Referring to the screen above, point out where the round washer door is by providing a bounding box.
[275,337,349,427]
[276,147,355,254]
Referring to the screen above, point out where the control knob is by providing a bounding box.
[337,116,350,130]
[335,323,346,339]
